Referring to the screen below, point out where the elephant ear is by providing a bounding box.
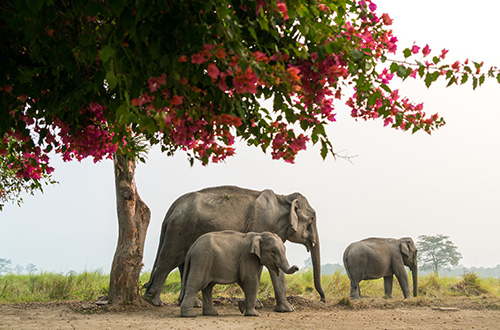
[286,199,300,237]
[400,240,411,257]
[250,235,262,259]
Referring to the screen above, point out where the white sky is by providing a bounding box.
[1,0,499,273]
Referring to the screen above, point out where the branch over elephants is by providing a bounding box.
[143,185,325,311]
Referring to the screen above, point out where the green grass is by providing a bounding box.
[1,270,499,303]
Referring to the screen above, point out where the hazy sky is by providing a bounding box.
[1,0,499,274]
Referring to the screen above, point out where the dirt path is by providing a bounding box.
[1,297,499,330]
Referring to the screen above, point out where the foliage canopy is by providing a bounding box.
[1,0,498,210]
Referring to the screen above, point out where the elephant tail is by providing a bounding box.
[179,256,191,304]
[342,247,352,281]
[143,220,170,290]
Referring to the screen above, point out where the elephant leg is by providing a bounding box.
[178,264,202,307]
[349,280,361,299]
[240,281,259,316]
[269,268,294,312]
[144,243,186,306]
[179,288,199,317]
[202,284,218,316]
[383,275,393,298]
[394,269,411,298]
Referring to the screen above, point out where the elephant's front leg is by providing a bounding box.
[202,284,218,316]
[240,280,260,316]
[269,269,294,312]
[394,269,411,298]
[383,275,393,298]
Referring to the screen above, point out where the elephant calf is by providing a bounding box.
[343,237,418,299]
[179,231,299,317]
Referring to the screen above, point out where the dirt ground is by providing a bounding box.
[1,296,500,330]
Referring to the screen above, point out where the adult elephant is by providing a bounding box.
[143,185,325,311]
[343,237,418,299]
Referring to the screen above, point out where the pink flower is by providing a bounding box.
[440,48,449,59]
[411,45,420,54]
[422,44,431,57]
[369,2,377,11]
[380,13,393,25]
[191,53,208,64]
[207,63,220,79]
[277,1,289,20]
[178,55,187,62]
[171,95,184,106]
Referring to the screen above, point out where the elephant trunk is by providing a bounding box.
[284,265,299,274]
[412,265,418,297]
[309,223,326,302]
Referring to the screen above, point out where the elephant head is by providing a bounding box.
[250,232,299,276]
[400,237,418,297]
[280,193,325,302]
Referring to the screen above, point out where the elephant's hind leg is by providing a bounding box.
[202,284,218,316]
[349,280,361,299]
[144,246,186,306]
[383,275,394,298]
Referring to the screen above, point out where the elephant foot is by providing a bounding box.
[202,308,219,316]
[180,307,197,317]
[194,297,202,308]
[238,299,264,314]
[274,300,294,313]
[349,295,361,300]
[143,293,164,306]
[244,308,260,317]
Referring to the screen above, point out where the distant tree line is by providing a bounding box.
[0,258,38,275]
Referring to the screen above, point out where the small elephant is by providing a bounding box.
[343,237,418,299]
[179,231,299,317]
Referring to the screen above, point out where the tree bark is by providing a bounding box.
[108,153,151,305]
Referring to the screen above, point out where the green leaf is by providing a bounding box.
[403,48,412,58]
[350,49,364,61]
[460,73,469,85]
[106,71,118,90]
[397,65,409,78]
[446,76,456,87]
[111,0,125,15]
[248,27,257,40]
[99,45,116,63]
[389,62,399,73]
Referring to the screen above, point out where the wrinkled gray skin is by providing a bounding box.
[143,186,325,312]
[179,231,299,317]
[343,237,418,299]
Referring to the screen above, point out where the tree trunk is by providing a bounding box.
[108,153,151,305]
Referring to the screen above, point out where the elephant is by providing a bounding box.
[143,185,325,312]
[179,231,299,317]
[343,237,418,299]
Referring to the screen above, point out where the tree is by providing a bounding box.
[417,234,462,276]
[25,263,38,274]
[0,258,12,275]
[1,0,498,304]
